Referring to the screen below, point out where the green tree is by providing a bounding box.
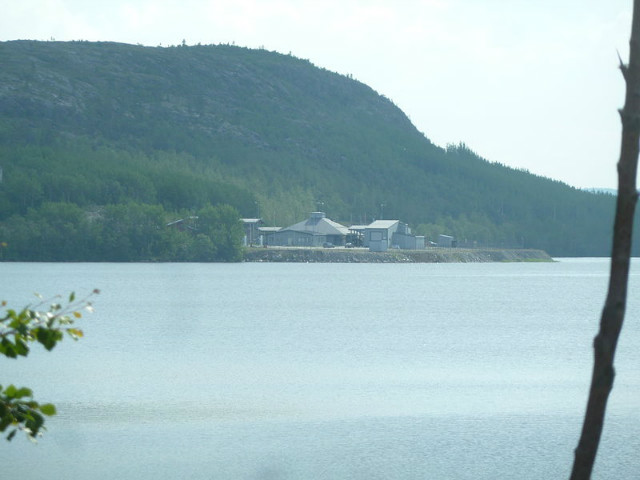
[197,204,244,261]
[189,233,218,261]
[0,291,97,441]
[97,203,168,261]
[1,170,44,215]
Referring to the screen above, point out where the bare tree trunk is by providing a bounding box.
[570,1,640,478]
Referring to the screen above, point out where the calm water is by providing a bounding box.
[1,259,640,479]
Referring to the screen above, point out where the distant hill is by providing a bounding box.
[0,40,627,257]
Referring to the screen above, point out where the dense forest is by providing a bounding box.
[0,40,627,260]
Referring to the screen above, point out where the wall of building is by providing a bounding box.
[267,230,325,247]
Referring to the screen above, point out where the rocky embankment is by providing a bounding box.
[243,247,553,263]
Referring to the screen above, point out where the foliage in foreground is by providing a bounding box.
[0,291,97,441]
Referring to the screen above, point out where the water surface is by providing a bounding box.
[1,259,639,479]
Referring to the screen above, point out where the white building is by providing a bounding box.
[364,220,425,251]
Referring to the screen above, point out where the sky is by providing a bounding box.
[0,0,634,189]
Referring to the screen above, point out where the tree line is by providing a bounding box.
[0,202,243,262]
[0,140,252,262]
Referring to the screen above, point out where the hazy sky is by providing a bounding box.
[1,0,633,189]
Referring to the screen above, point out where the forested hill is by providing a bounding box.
[0,40,627,258]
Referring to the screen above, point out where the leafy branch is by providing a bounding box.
[0,290,98,441]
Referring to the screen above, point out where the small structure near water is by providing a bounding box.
[364,220,425,252]
[242,218,264,246]
[438,234,456,248]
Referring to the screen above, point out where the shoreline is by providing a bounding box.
[243,247,553,263]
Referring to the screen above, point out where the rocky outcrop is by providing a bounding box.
[243,248,553,263]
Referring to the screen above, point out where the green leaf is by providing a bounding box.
[6,429,17,441]
[67,328,83,339]
[1,338,17,358]
[0,414,12,432]
[25,411,44,435]
[14,338,29,357]
[69,292,75,303]
[39,404,56,416]
[4,385,17,398]
[35,328,62,351]
[14,387,33,399]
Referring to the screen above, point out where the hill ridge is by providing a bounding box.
[0,40,625,257]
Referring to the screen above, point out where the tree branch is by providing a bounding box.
[570,1,640,478]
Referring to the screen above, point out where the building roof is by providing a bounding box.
[366,220,400,229]
[242,218,264,225]
[281,212,349,236]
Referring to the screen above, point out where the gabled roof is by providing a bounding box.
[366,220,400,229]
[281,213,349,236]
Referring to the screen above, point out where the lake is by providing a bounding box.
[1,259,639,479]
